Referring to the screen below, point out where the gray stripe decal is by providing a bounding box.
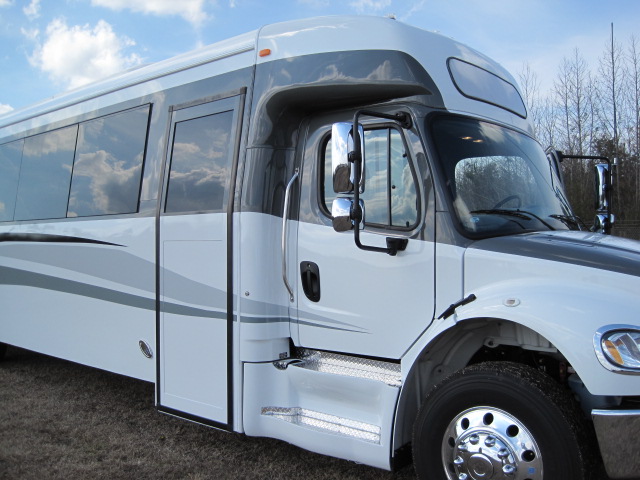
[0,266,224,319]
[0,244,226,307]
[469,233,640,278]
[296,319,368,334]
[239,312,367,332]
[1,264,371,332]
[0,265,365,330]
[238,316,365,333]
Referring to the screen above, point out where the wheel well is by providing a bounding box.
[394,318,568,454]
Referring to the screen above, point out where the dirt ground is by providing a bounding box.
[0,346,416,480]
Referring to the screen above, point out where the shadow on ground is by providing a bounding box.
[0,347,416,480]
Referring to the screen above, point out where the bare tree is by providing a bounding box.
[519,63,542,138]
[595,26,626,156]
[628,36,640,160]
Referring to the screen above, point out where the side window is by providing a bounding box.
[68,105,150,217]
[14,125,78,221]
[323,127,418,229]
[0,139,24,221]
[165,110,234,214]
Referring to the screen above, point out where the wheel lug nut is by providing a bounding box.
[498,448,509,458]
[469,434,480,445]
[484,436,496,447]
[458,443,468,452]
[503,464,516,475]
[458,474,468,480]
[454,456,465,465]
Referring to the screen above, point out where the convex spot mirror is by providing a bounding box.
[332,122,365,194]
[331,197,365,232]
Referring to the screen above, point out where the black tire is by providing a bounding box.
[0,342,7,361]
[412,361,592,480]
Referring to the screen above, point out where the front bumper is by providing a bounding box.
[592,409,640,479]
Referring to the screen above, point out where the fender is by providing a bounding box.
[394,235,640,454]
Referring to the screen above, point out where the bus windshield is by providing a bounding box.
[430,116,579,237]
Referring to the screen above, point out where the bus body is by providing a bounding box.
[1,16,639,479]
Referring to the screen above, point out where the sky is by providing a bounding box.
[1,0,639,116]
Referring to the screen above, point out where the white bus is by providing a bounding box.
[1,15,639,480]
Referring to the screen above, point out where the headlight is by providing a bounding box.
[594,326,640,373]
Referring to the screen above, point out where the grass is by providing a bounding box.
[0,346,416,480]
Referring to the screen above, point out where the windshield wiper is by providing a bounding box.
[549,214,585,231]
[470,209,556,231]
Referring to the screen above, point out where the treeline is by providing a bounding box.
[519,29,640,235]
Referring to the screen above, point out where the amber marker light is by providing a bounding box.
[259,49,271,57]
[604,339,624,365]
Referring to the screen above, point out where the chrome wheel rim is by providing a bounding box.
[441,406,543,480]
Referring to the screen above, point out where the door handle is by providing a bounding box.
[282,168,299,302]
[300,261,321,302]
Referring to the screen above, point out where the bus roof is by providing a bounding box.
[0,16,529,136]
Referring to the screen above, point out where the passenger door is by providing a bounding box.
[157,94,243,427]
[293,114,435,359]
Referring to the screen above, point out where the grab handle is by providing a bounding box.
[282,168,299,302]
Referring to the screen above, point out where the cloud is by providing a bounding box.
[297,0,330,7]
[91,0,208,26]
[0,0,12,7]
[398,0,425,21]
[28,18,143,90]
[349,0,391,14]
[0,104,14,115]
[21,27,39,41]
[23,0,40,20]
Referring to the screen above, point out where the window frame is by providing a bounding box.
[319,122,421,233]
[67,104,152,218]
[0,138,24,222]
[161,94,243,217]
[0,103,152,223]
[14,123,79,222]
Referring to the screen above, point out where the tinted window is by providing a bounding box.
[448,58,527,118]
[431,116,575,236]
[0,139,23,221]
[14,125,78,221]
[323,127,418,228]
[68,105,149,217]
[165,110,234,213]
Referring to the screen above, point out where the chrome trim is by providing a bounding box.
[281,168,299,302]
[592,409,640,417]
[592,409,640,479]
[443,406,542,480]
[593,324,640,374]
[261,406,381,444]
[295,348,402,387]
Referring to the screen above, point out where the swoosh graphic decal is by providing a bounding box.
[0,232,122,247]
[0,266,224,319]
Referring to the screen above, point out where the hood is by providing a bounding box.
[467,231,640,278]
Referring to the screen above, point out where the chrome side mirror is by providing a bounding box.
[331,122,364,194]
[331,197,365,232]
[593,162,614,234]
[594,163,612,212]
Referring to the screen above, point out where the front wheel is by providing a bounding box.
[412,362,592,480]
